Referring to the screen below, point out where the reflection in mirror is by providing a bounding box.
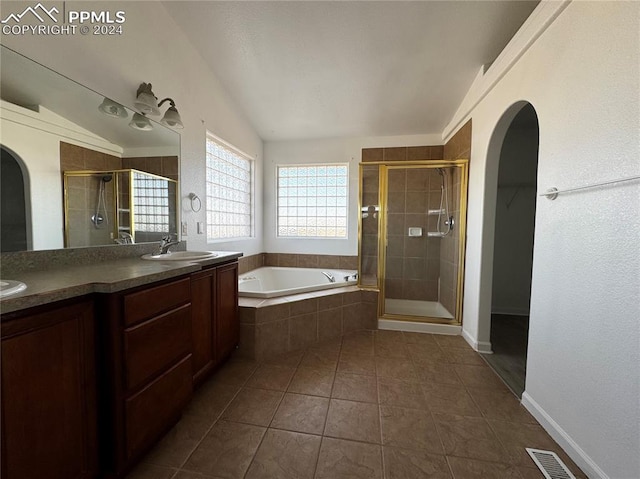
[0,45,180,251]
[64,169,177,248]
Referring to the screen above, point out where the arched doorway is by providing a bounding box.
[1,146,31,251]
[480,102,539,397]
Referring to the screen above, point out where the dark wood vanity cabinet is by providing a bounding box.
[98,276,194,478]
[191,261,239,386]
[1,299,98,479]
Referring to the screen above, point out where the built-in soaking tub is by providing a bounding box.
[238,266,358,298]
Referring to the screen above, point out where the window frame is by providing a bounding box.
[275,162,349,240]
[205,132,255,242]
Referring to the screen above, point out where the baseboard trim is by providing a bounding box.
[378,319,461,335]
[491,309,530,317]
[521,392,609,479]
[461,328,493,353]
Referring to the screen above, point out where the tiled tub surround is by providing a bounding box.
[238,288,378,360]
[125,329,586,479]
[238,253,358,275]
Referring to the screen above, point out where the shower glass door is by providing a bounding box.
[380,162,468,324]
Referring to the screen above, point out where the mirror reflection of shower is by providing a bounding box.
[432,167,454,237]
[92,174,112,228]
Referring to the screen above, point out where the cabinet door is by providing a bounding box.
[1,301,97,479]
[191,269,215,383]
[216,262,239,363]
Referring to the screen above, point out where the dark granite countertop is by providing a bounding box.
[0,251,242,315]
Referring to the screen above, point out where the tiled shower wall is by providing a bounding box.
[440,120,472,315]
[385,167,443,301]
[237,253,358,275]
[60,142,120,247]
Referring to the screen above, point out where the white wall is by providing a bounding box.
[1,0,264,255]
[263,134,441,254]
[448,2,639,478]
[491,118,538,315]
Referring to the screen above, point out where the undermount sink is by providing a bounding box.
[0,280,27,298]
[141,251,218,262]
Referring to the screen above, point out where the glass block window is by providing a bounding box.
[206,134,253,240]
[133,172,170,232]
[277,164,348,238]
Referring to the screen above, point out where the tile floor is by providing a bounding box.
[126,329,586,479]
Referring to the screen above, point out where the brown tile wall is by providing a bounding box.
[263,253,358,270]
[439,120,472,315]
[361,145,444,163]
[360,164,380,287]
[385,168,442,302]
[61,142,121,247]
[238,253,266,274]
[443,120,472,160]
[122,156,179,181]
[238,288,378,360]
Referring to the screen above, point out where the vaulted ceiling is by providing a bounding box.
[164,1,538,141]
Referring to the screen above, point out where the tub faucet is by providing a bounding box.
[321,271,336,283]
[158,235,180,254]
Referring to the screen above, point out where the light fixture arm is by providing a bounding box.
[158,98,177,108]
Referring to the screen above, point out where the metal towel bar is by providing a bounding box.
[540,174,640,200]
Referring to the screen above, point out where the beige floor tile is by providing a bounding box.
[414,362,463,386]
[380,405,443,454]
[433,413,511,464]
[270,393,329,435]
[517,467,545,479]
[403,332,439,346]
[446,456,522,479]
[382,447,452,479]
[325,398,381,443]
[341,338,375,356]
[184,381,241,420]
[453,364,509,391]
[183,421,265,479]
[143,414,212,467]
[173,471,220,479]
[466,388,536,424]
[378,377,428,410]
[245,365,296,391]
[299,348,339,370]
[212,360,258,386]
[125,463,177,479]
[288,367,335,397]
[244,429,321,479]
[338,353,376,376]
[433,335,471,350]
[315,437,383,479]
[221,387,283,427]
[422,383,482,417]
[375,341,409,359]
[444,348,486,366]
[375,330,405,343]
[376,357,418,382]
[488,419,586,477]
[332,372,378,403]
[407,343,450,363]
[263,350,305,368]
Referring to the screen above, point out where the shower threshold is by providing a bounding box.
[385,299,454,319]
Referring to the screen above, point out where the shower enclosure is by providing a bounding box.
[63,169,178,248]
[359,160,468,325]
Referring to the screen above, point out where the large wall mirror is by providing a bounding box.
[0,45,180,252]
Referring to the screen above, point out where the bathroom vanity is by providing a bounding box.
[0,253,240,479]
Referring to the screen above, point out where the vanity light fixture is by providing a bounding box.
[133,82,184,129]
[98,97,128,118]
[129,112,153,131]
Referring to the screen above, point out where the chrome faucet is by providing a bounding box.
[158,235,180,254]
[321,271,336,283]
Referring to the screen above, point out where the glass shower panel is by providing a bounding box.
[383,165,462,321]
[359,165,380,287]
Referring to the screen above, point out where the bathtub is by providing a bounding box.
[238,267,358,298]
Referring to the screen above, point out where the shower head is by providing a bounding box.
[101,174,113,183]
[437,168,444,177]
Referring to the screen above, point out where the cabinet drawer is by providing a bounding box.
[123,278,190,326]
[124,304,191,391]
[125,355,192,460]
